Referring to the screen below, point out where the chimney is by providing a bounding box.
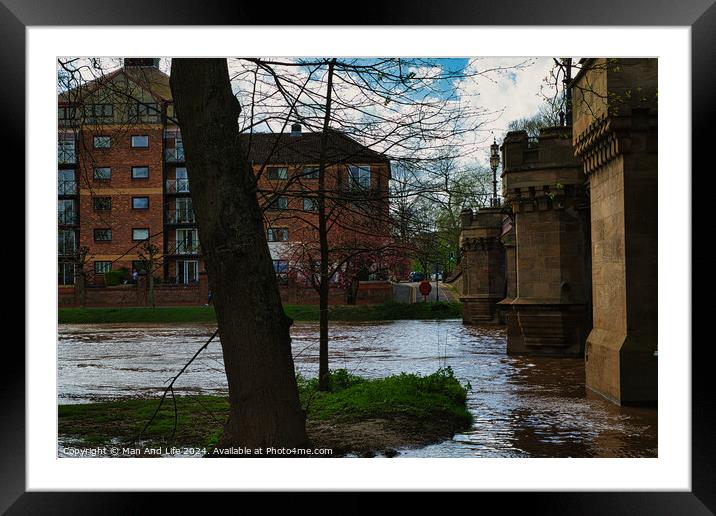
[290,122,302,137]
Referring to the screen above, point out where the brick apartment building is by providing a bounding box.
[58,58,392,304]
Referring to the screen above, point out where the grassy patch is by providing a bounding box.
[58,368,472,454]
[298,367,472,426]
[58,302,462,324]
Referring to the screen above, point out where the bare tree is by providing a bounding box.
[169,58,309,450]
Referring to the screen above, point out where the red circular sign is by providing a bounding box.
[419,280,432,296]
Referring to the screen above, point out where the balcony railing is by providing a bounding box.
[58,149,77,164]
[165,148,185,162]
[58,180,77,195]
[166,178,190,194]
[58,213,78,225]
[168,240,200,255]
[166,210,196,224]
[58,241,77,256]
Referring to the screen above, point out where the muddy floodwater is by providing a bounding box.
[58,320,657,458]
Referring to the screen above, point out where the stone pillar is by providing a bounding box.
[501,127,591,356]
[458,207,505,324]
[572,58,657,404]
[498,217,523,347]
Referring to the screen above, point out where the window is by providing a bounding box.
[174,197,195,223]
[93,167,111,180]
[268,167,288,180]
[94,228,112,241]
[267,227,289,242]
[176,229,199,254]
[58,262,75,285]
[131,166,149,179]
[129,102,160,123]
[131,135,149,148]
[94,261,112,274]
[58,106,76,120]
[58,137,76,164]
[93,136,111,148]
[132,260,146,273]
[303,197,317,212]
[132,228,150,241]
[273,260,289,285]
[83,103,113,123]
[177,260,199,285]
[58,199,76,225]
[303,166,320,179]
[93,197,112,211]
[348,165,371,189]
[132,197,149,210]
[58,230,76,256]
[58,169,76,195]
[267,196,289,211]
[172,168,190,193]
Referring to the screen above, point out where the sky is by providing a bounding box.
[61,56,560,168]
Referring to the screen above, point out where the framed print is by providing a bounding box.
[6,0,711,512]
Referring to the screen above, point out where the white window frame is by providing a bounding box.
[348,165,371,189]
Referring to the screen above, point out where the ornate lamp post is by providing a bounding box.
[490,138,501,207]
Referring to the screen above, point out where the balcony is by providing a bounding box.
[166,210,196,224]
[166,178,190,194]
[165,148,185,162]
[167,240,200,255]
[58,149,77,165]
[58,180,77,195]
[58,213,78,225]
[58,241,77,257]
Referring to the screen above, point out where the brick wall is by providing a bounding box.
[78,125,165,275]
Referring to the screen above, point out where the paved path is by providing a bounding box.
[393,281,456,303]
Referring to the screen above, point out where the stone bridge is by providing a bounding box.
[456,58,657,406]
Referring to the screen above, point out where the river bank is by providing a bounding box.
[58,302,462,325]
[58,368,472,457]
[58,320,658,457]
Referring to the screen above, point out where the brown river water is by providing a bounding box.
[58,320,657,458]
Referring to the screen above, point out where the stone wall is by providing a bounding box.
[500,127,591,356]
[573,58,658,405]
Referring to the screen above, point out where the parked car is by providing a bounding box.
[409,271,425,282]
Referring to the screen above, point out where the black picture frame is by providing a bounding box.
[6,0,709,512]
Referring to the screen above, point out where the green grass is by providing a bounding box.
[298,367,472,426]
[58,302,462,324]
[58,368,472,450]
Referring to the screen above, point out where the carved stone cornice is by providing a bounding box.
[573,112,655,175]
[504,184,587,213]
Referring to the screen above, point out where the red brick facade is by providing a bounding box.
[58,60,393,306]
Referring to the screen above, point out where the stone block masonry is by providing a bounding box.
[572,58,657,405]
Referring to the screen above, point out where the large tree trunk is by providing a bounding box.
[170,59,309,451]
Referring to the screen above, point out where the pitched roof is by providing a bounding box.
[241,130,389,165]
[58,65,172,104]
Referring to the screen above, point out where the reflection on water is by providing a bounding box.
[58,320,657,458]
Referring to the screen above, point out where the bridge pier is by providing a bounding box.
[572,58,658,404]
[500,127,591,356]
[458,207,505,325]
